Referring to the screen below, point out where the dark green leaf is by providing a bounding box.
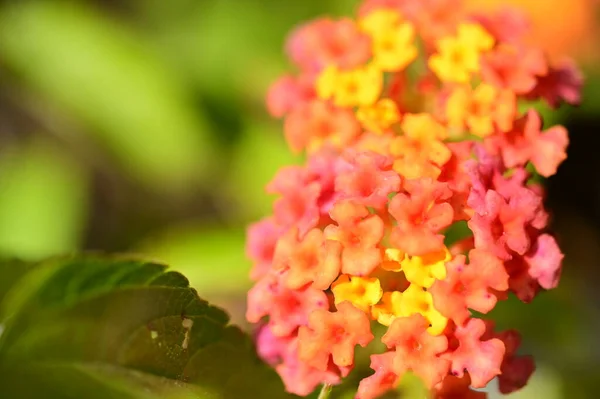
[0,256,292,399]
[0,259,32,309]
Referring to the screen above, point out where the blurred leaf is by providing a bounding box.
[0,139,88,260]
[0,363,203,399]
[0,256,292,398]
[0,1,214,193]
[0,259,32,306]
[226,120,300,222]
[139,225,251,296]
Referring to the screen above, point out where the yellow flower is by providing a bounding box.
[402,113,448,141]
[381,248,405,272]
[428,38,478,83]
[372,285,448,334]
[400,284,448,335]
[428,22,495,83]
[401,247,451,288]
[357,99,401,134]
[317,64,383,108]
[372,23,417,71]
[360,9,418,72]
[332,274,383,313]
[372,291,403,326]
[360,9,401,36]
[457,23,495,51]
[316,65,338,100]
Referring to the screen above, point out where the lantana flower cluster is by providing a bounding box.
[246,1,582,398]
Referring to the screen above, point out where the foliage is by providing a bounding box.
[0,257,292,399]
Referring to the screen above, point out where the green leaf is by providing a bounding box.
[0,363,200,399]
[0,259,32,308]
[0,256,292,399]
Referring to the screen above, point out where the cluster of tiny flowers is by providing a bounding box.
[246,0,583,397]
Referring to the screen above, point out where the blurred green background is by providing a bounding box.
[0,0,598,398]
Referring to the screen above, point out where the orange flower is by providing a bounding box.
[284,99,361,153]
[484,110,569,177]
[430,250,509,324]
[480,44,548,94]
[446,83,516,138]
[382,314,450,388]
[391,113,452,179]
[389,178,454,256]
[357,352,399,399]
[335,151,401,209]
[355,131,396,155]
[298,301,374,370]
[447,318,505,388]
[433,374,486,399]
[287,18,372,72]
[325,201,385,276]
[273,227,341,290]
[247,274,328,337]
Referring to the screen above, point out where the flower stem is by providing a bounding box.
[317,384,333,399]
